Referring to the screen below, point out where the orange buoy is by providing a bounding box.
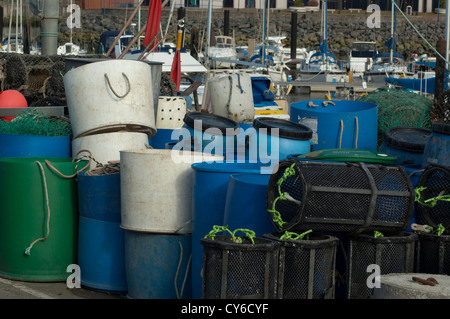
[0,90,28,122]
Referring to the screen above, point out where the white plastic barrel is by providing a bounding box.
[120,149,222,234]
[208,73,254,123]
[72,132,149,168]
[63,60,156,139]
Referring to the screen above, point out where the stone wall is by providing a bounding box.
[61,8,445,59]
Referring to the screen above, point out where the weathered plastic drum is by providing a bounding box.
[124,231,191,299]
[422,122,450,168]
[0,133,71,158]
[223,174,275,236]
[149,128,181,149]
[77,170,127,293]
[0,157,86,281]
[63,59,156,139]
[290,99,378,151]
[380,126,431,165]
[181,112,240,156]
[252,117,313,160]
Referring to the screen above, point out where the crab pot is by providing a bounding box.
[346,232,417,299]
[201,235,280,299]
[264,232,339,299]
[415,232,450,275]
[266,159,415,234]
[415,164,450,228]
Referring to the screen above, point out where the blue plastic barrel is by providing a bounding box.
[0,133,71,158]
[77,170,127,293]
[191,161,272,299]
[181,112,240,156]
[289,99,378,151]
[149,128,180,149]
[252,117,313,160]
[380,126,431,165]
[422,122,450,168]
[124,231,191,299]
[223,174,275,237]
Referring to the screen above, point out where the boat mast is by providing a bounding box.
[389,0,396,65]
[205,0,212,64]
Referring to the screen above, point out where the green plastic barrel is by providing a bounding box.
[0,157,87,282]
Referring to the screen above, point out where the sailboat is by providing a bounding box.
[296,0,346,82]
[365,0,412,83]
[57,0,84,55]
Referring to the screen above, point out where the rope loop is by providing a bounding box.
[104,72,131,99]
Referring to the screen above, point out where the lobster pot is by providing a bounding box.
[416,232,450,276]
[415,164,450,228]
[379,126,431,165]
[191,161,273,299]
[267,160,415,234]
[289,99,378,151]
[72,132,149,168]
[0,157,86,281]
[63,60,156,139]
[0,133,71,158]
[346,232,417,299]
[422,122,450,168]
[264,233,339,299]
[208,72,255,123]
[201,236,280,299]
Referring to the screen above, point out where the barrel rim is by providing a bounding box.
[383,126,431,153]
[183,112,240,135]
[253,117,313,140]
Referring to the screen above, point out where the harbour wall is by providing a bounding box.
[60,8,445,59]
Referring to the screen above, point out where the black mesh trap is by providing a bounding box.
[266,160,415,234]
[346,232,417,299]
[415,164,450,228]
[201,236,280,299]
[415,232,450,276]
[264,232,338,299]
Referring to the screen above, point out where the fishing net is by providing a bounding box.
[0,108,72,137]
[0,53,67,106]
[357,87,433,148]
[433,89,450,123]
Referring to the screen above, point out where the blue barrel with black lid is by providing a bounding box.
[180,112,240,156]
[422,122,450,168]
[379,126,431,165]
[251,117,313,160]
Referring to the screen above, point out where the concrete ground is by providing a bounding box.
[0,277,123,299]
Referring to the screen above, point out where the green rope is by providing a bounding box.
[374,231,384,238]
[428,223,446,236]
[204,225,256,244]
[280,230,313,241]
[415,186,450,208]
[267,162,297,230]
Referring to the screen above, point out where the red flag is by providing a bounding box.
[170,27,183,92]
[143,0,161,51]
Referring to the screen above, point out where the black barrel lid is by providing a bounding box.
[431,122,450,136]
[383,126,431,153]
[183,112,240,135]
[253,117,313,140]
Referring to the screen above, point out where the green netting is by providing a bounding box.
[357,87,433,148]
[0,108,72,137]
